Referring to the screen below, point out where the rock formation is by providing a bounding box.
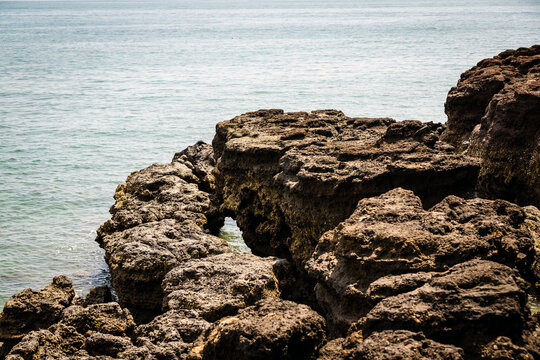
[305,188,539,334]
[95,142,229,321]
[188,298,327,360]
[213,110,480,267]
[2,46,540,359]
[442,45,540,206]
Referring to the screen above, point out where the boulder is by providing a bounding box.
[361,260,535,357]
[0,276,74,356]
[305,188,539,334]
[213,110,480,267]
[95,142,228,321]
[188,297,326,360]
[135,309,211,360]
[5,302,139,360]
[442,45,540,206]
[101,218,228,321]
[352,330,464,360]
[162,252,280,322]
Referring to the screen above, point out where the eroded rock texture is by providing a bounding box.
[361,260,536,358]
[442,45,540,206]
[0,276,75,358]
[305,188,540,334]
[162,252,280,322]
[95,142,229,321]
[188,297,327,360]
[213,110,480,267]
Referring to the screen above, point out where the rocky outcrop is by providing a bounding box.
[4,46,540,360]
[360,260,536,358]
[95,142,229,321]
[162,252,280,322]
[442,45,540,206]
[6,302,140,359]
[188,297,327,360]
[136,309,211,359]
[213,110,480,267]
[305,188,540,334]
[0,276,75,357]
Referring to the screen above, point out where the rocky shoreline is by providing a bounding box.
[1,45,539,359]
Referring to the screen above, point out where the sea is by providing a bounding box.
[1,0,539,309]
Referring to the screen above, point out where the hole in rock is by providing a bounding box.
[218,217,251,253]
[529,295,540,314]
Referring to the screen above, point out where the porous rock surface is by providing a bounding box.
[213,110,480,266]
[3,46,540,360]
[95,142,229,321]
[361,260,534,357]
[162,252,280,322]
[442,45,540,206]
[305,188,540,334]
[188,297,327,360]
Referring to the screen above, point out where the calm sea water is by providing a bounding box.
[0,0,539,309]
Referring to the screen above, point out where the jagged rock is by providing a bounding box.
[352,330,464,360]
[188,297,326,360]
[305,188,539,334]
[95,142,228,321]
[101,218,229,321]
[442,45,540,206]
[5,302,139,359]
[361,260,535,357]
[136,309,211,360]
[213,110,480,267]
[162,252,280,322]
[0,276,75,357]
[173,140,217,193]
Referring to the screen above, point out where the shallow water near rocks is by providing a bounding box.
[219,217,251,253]
[1,0,539,309]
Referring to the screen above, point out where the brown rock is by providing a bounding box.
[213,109,479,267]
[162,252,280,322]
[0,276,74,353]
[362,260,534,357]
[95,142,228,321]
[442,45,540,206]
[5,302,139,359]
[136,309,211,360]
[352,330,464,360]
[188,297,326,360]
[305,188,539,334]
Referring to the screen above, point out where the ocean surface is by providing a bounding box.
[0,0,539,309]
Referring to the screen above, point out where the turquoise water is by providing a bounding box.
[0,0,539,309]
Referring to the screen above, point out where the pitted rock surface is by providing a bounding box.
[442,45,540,206]
[162,252,280,322]
[95,142,228,321]
[361,260,535,358]
[214,109,480,266]
[305,188,539,334]
[0,276,75,357]
[188,297,326,360]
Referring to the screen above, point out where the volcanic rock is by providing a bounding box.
[188,297,326,360]
[213,110,480,267]
[442,45,540,206]
[305,188,539,334]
